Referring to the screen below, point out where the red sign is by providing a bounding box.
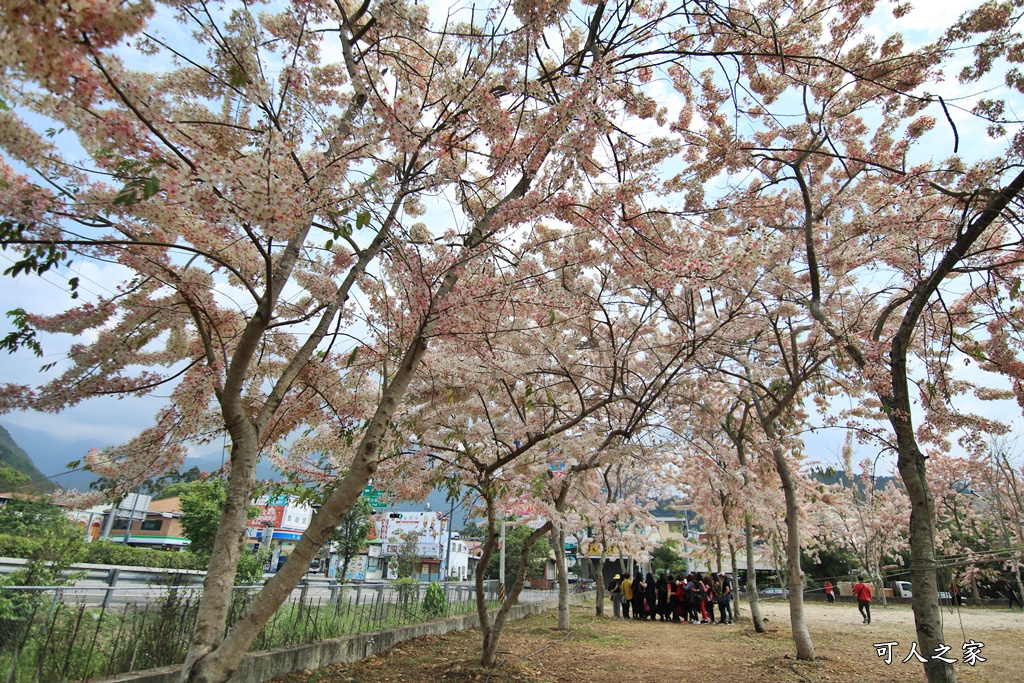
[248,505,284,529]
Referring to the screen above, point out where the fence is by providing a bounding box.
[0,580,555,683]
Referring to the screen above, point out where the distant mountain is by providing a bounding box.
[0,424,55,492]
[0,422,474,510]
[2,421,312,492]
[808,468,897,491]
[1,422,103,491]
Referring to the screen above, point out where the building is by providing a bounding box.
[331,508,451,581]
[443,534,470,581]
[65,504,108,542]
[246,495,315,571]
[107,496,189,550]
[375,509,448,580]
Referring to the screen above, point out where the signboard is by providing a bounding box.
[383,542,439,557]
[247,498,312,532]
[345,555,368,581]
[373,511,443,546]
[250,505,284,529]
[368,544,381,558]
[361,485,384,507]
[117,493,151,520]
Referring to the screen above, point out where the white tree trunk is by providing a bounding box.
[771,443,815,660]
[743,515,765,632]
[873,559,887,607]
[729,540,741,621]
[554,526,570,630]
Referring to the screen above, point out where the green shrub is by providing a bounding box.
[0,533,202,572]
[81,541,198,570]
[0,534,47,560]
[423,581,448,617]
[235,548,270,584]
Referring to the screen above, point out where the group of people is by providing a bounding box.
[608,571,734,624]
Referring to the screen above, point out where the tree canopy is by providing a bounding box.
[2,0,1024,680]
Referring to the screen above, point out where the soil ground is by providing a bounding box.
[271,598,1024,683]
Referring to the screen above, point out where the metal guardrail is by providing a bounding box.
[0,557,206,589]
[0,580,555,683]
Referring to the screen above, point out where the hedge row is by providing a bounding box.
[0,535,200,571]
[81,541,200,570]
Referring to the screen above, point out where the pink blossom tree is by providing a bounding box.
[926,452,1011,603]
[807,438,910,607]
[576,464,656,616]
[0,0,671,679]
[722,17,1024,682]
[980,438,1024,606]
[6,2,1020,681]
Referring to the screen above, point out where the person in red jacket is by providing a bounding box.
[824,580,835,603]
[852,576,872,624]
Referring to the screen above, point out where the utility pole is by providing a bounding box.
[499,516,506,596]
[122,491,142,544]
[497,467,506,599]
[443,497,455,581]
[683,515,691,574]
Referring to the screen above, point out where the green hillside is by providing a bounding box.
[0,425,55,493]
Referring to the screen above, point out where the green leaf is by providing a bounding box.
[324,239,333,250]
[142,175,160,199]
[0,98,8,111]
[227,65,250,88]
[113,188,138,206]
[356,211,370,229]
[0,308,42,357]
[346,347,359,367]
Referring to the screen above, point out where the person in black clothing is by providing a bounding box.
[685,574,700,623]
[669,574,683,623]
[632,572,646,619]
[719,573,733,624]
[1008,581,1024,609]
[714,575,729,624]
[655,573,669,621]
[644,572,657,621]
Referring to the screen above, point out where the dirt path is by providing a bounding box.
[272,600,1024,683]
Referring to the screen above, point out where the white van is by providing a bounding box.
[894,581,912,598]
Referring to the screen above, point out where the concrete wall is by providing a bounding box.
[97,592,595,683]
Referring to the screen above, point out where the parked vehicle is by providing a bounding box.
[893,581,913,598]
